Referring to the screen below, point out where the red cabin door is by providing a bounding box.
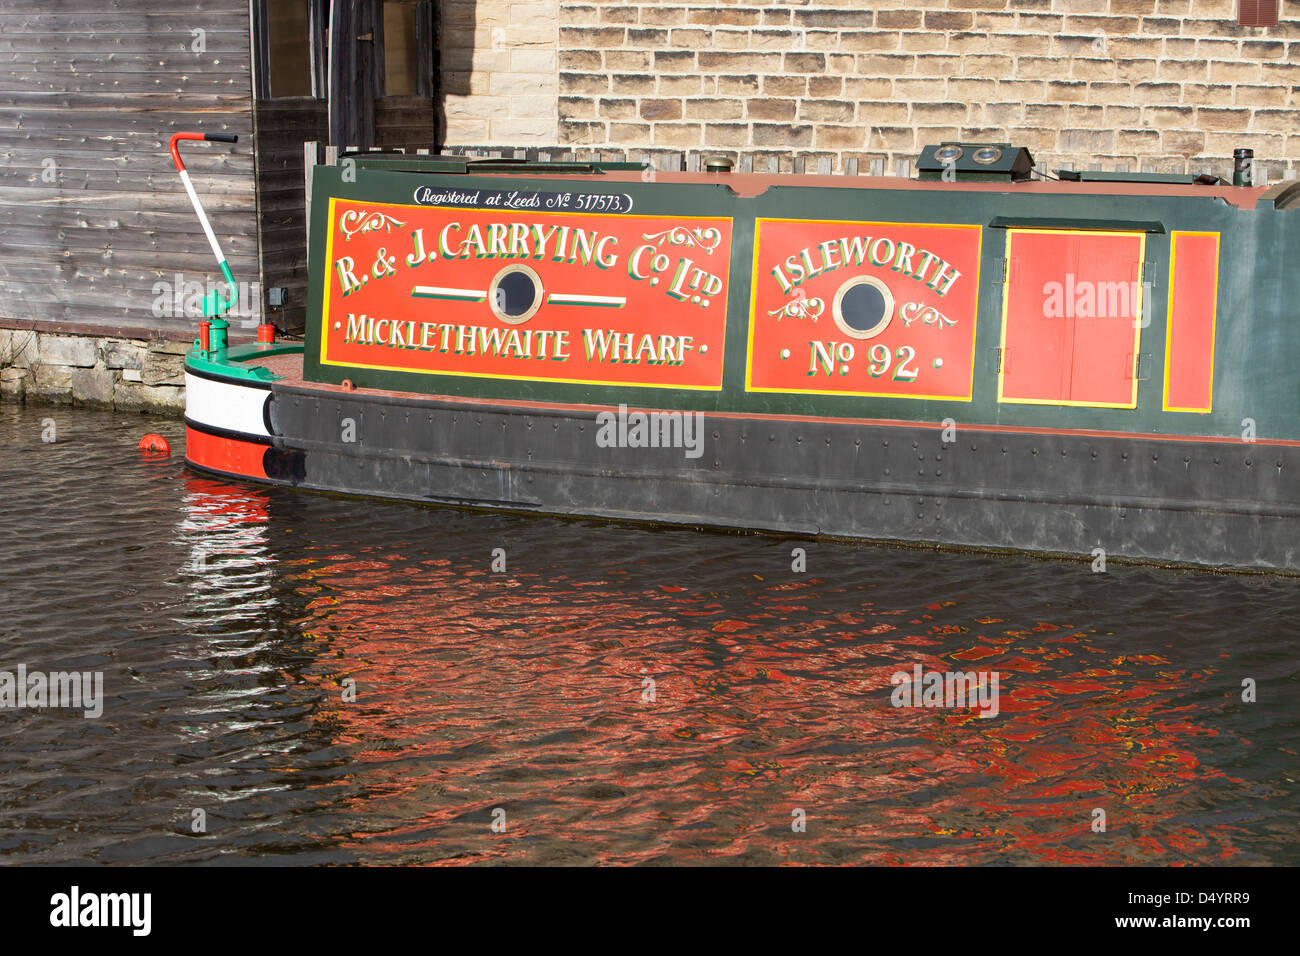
[998,229,1146,409]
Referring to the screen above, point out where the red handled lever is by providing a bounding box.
[168,132,240,324]
[169,132,238,172]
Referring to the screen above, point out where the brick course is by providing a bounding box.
[442,1,1300,179]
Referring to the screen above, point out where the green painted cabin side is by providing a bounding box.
[301,158,1300,443]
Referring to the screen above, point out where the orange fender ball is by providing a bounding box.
[138,433,171,455]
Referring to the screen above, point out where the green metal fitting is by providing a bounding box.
[202,262,240,317]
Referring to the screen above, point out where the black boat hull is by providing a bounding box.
[187,376,1300,571]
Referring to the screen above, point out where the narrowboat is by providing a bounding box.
[177,133,1300,571]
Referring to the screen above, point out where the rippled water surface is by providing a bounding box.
[0,404,1296,865]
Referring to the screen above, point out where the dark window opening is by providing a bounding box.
[255,0,327,99]
[383,1,421,96]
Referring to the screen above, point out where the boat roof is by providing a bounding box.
[341,152,1293,210]
[478,169,1281,209]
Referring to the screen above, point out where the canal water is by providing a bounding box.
[0,404,1296,865]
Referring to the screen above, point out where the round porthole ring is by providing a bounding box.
[972,146,1003,165]
[935,145,964,164]
[832,275,895,340]
[488,264,544,325]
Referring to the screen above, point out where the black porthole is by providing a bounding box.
[488,264,543,324]
[833,275,894,340]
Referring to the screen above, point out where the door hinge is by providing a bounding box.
[1131,351,1153,381]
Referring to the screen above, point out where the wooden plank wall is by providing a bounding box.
[327,0,381,152]
[376,95,436,150]
[0,0,259,337]
[253,97,327,333]
[255,93,433,334]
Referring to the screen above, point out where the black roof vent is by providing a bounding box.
[917,142,1034,183]
[1055,169,1226,186]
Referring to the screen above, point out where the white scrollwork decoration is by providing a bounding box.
[768,296,825,321]
[340,209,408,240]
[640,226,723,254]
[901,302,957,330]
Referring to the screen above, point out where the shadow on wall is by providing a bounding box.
[435,0,477,149]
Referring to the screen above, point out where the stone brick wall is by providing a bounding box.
[442,0,560,144]
[0,330,187,412]
[443,0,1300,181]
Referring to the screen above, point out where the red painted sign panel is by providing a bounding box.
[746,219,982,400]
[318,198,732,389]
[998,230,1145,409]
[1163,232,1219,413]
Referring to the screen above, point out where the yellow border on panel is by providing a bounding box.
[1162,231,1220,414]
[997,227,1146,410]
[317,197,732,390]
[743,217,983,401]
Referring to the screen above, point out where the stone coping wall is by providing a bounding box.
[0,328,186,413]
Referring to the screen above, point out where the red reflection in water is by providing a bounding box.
[269,542,1238,865]
[182,476,272,528]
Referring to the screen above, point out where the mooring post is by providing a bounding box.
[304,140,318,263]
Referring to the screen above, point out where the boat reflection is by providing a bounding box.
[174,476,277,627]
[241,507,1240,865]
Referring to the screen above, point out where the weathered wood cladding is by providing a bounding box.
[376,95,436,150]
[253,97,327,333]
[327,0,380,152]
[0,0,259,336]
[249,92,435,335]
[1,0,442,345]
[254,0,438,335]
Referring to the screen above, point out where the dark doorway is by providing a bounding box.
[248,0,440,333]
